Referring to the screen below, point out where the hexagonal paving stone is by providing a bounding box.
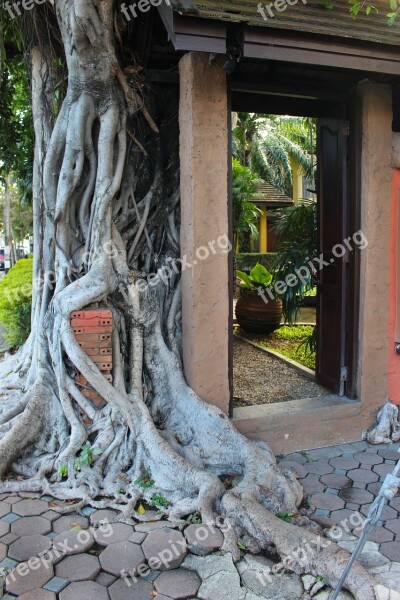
[13,499,49,517]
[390,496,400,511]
[89,509,118,525]
[311,493,345,511]
[354,452,383,465]
[184,525,224,556]
[9,534,52,561]
[60,581,109,600]
[142,527,187,571]
[56,553,100,581]
[11,516,52,536]
[329,509,365,530]
[305,461,333,475]
[360,504,398,521]
[53,528,94,556]
[154,569,201,599]
[0,542,7,562]
[0,520,10,536]
[380,541,400,562]
[320,474,352,490]
[109,577,154,599]
[53,515,89,534]
[378,448,400,461]
[385,519,400,536]
[374,463,396,477]
[96,571,116,586]
[4,495,22,505]
[353,526,394,544]
[367,482,383,496]
[299,474,324,495]
[0,501,11,517]
[347,469,379,484]
[329,457,360,471]
[94,522,134,546]
[100,541,145,576]
[6,560,54,595]
[278,461,308,479]
[18,589,56,600]
[339,488,374,505]
[135,520,175,533]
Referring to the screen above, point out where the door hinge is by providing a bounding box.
[341,366,348,382]
[342,121,350,136]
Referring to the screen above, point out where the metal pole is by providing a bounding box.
[330,448,400,600]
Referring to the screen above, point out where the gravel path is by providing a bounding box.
[233,336,331,407]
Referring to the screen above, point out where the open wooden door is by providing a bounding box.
[316,118,349,395]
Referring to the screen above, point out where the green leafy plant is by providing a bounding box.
[237,539,248,551]
[134,468,155,490]
[77,443,102,467]
[187,512,202,525]
[276,511,296,523]
[273,200,317,325]
[148,493,169,513]
[0,257,33,348]
[58,465,68,478]
[232,158,261,251]
[236,263,274,292]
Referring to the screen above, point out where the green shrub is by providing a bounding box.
[0,258,33,348]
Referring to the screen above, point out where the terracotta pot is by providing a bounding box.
[235,289,282,334]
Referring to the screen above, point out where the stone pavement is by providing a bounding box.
[0,440,397,599]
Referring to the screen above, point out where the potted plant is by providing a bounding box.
[235,263,282,334]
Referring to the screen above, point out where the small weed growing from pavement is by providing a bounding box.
[135,468,155,490]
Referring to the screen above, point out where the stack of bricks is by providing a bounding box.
[70,309,113,417]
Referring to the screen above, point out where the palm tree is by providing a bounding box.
[232,113,315,195]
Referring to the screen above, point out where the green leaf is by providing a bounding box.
[249,263,273,287]
[389,0,398,11]
[236,270,253,290]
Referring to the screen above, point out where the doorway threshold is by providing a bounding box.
[232,395,367,454]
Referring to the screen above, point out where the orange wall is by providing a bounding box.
[388,169,400,405]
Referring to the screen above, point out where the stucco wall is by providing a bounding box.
[357,82,393,415]
[179,52,230,413]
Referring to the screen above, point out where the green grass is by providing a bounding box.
[255,325,316,370]
[0,258,33,348]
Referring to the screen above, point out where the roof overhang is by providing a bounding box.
[158,0,400,75]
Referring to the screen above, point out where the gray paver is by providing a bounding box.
[56,553,101,581]
[142,527,187,570]
[59,581,109,600]
[8,534,52,561]
[94,522,134,546]
[52,528,94,556]
[18,590,56,600]
[52,515,88,534]
[184,524,224,556]
[6,560,54,596]
[154,569,201,599]
[109,577,154,599]
[13,499,49,517]
[11,516,51,536]
[100,541,145,576]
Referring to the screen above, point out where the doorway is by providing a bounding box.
[230,99,360,411]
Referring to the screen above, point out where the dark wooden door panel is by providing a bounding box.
[316,118,348,395]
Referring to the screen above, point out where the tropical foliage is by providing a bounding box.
[0,257,33,348]
[232,158,261,249]
[232,113,315,196]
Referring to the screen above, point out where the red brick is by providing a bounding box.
[79,326,113,334]
[71,317,112,327]
[81,348,112,357]
[78,339,112,349]
[71,310,112,319]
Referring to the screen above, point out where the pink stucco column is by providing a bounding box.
[179,52,230,413]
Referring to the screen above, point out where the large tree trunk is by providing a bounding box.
[0,2,377,597]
